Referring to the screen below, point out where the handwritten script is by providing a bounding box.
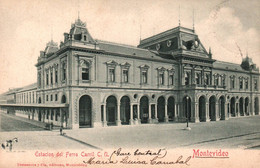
[83,148,191,166]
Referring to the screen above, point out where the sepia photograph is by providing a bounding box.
[0,0,259,167]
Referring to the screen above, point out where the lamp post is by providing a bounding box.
[185,96,191,130]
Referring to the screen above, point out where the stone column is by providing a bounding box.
[237,103,240,117]
[164,103,169,122]
[224,103,229,120]
[103,104,107,127]
[137,104,141,124]
[215,103,220,121]
[154,104,158,123]
[129,104,134,125]
[206,102,210,122]
[173,104,177,121]
[194,102,199,122]
[116,104,121,126]
[148,104,152,123]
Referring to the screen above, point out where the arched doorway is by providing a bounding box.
[245,97,249,116]
[167,96,175,121]
[239,97,244,116]
[61,95,66,103]
[106,96,117,126]
[254,97,259,115]
[120,96,130,125]
[79,95,92,127]
[199,96,206,122]
[140,96,149,123]
[157,96,165,122]
[231,97,236,117]
[219,96,225,120]
[209,96,216,121]
[183,96,191,121]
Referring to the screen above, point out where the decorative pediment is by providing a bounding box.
[106,60,118,66]
[157,67,166,71]
[139,64,150,70]
[80,59,92,66]
[120,62,131,68]
[167,67,175,72]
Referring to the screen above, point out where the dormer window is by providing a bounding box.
[84,35,87,41]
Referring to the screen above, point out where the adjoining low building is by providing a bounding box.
[0,18,259,129]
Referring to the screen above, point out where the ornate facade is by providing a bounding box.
[0,18,259,129]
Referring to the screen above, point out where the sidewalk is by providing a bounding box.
[63,115,260,149]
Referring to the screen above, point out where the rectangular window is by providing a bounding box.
[123,69,128,83]
[142,71,147,84]
[50,95,53,101]
[62,63,66,81]
[55,69,58,83]
[205,73,210,85]
[109,68,115,82]
[231,78,235,89]
[50,71,53,84]
[46,95,48,101]
[38,72,41,88]
[82,68,90,80]
[196,73,200,85]
[169,74,174,85]
[255,80,258,90]
[245,80,248,89]
[185,72,190,85]
[159,72,164,85]
[55,94,58,101]
[239,80,243,89]
[46,73,49,85]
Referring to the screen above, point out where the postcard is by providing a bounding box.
[0,0,259,168]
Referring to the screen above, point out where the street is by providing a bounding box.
[0,112,260,151]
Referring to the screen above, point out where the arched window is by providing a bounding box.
[61,95,66,104]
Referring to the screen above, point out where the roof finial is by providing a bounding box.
[193,8,195,32]
[139,24,142,42]
[179,5,181,26]
[77,0,80,20]
[51,25,53,42]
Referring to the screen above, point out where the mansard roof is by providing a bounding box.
[213,61,245,71]
[97,40,176,62]
[138,26,209,59]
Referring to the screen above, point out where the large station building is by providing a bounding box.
[0,18,259,129]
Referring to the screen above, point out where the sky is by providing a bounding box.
[0,0,259,94]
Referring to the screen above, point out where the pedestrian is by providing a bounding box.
[60,126,63,135]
